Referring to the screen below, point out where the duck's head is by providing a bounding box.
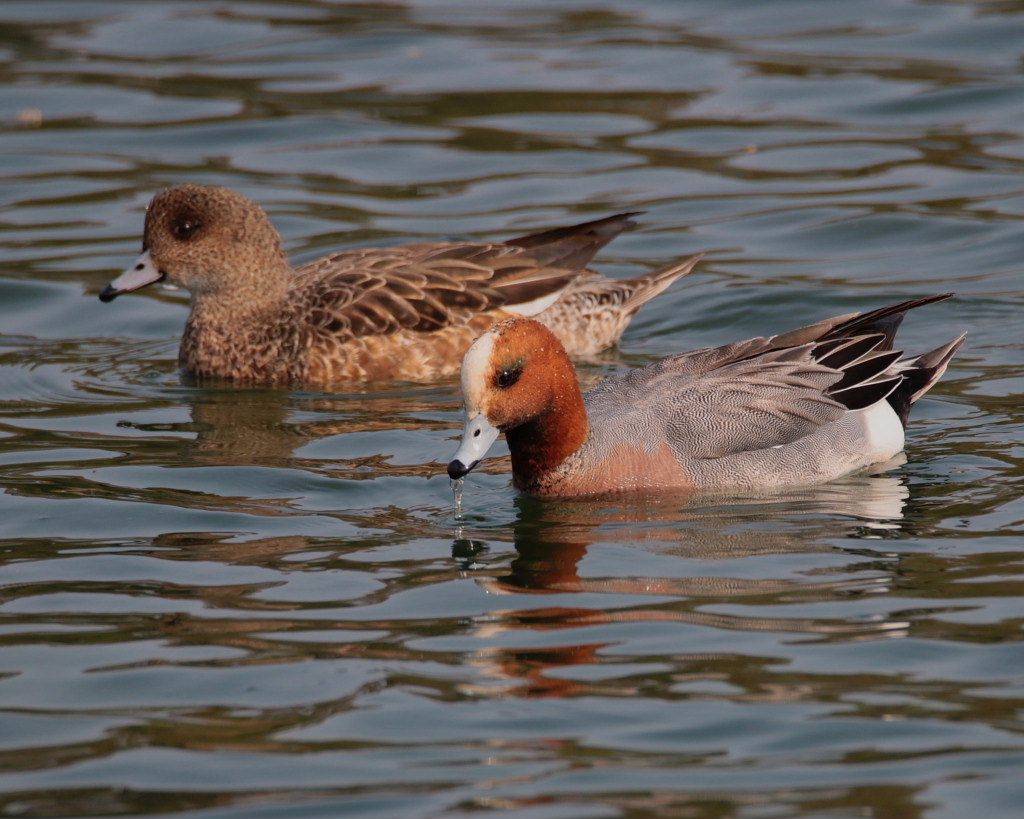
[447,317,581,480]
[100,184,289,303]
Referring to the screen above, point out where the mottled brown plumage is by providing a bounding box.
[100,185,698,385]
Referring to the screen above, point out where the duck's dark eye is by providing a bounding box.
[172,218,200,241]
[496,365,523,389]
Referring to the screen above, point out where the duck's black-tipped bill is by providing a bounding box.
[448,412,500,480]
[447,459,477,480]
[100,250,165,302]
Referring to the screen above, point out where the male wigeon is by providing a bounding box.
[447,295,965,496]
[99,184,699,385]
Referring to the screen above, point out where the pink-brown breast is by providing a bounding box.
[526,440,696,497]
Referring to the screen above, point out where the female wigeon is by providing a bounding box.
[99,185,698,385]
[447,295,965,496]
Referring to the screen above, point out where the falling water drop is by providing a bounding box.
[451,477,465,520]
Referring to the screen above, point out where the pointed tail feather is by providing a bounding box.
[824,293,956,350]
[887,332,967,427]
[504,212,642,270]
[768,293,956,353]
[622,254,703,312]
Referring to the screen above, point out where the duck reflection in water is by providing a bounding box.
[452,478,914,698]
[176,383,456,479]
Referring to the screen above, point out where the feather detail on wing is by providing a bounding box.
[586,297,957,462]
[291,214,641,342]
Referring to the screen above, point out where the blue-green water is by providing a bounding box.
[1,2,1023,817]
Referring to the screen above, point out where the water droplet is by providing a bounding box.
[451,477,465,520]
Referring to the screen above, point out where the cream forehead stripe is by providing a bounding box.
[461,330,497,412]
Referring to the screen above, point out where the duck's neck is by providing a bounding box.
[506,371,589,492]
[180,263,296,382]
[193,257,292,321]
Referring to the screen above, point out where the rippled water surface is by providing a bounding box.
[2,1,1024,817]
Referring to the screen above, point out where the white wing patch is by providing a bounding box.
[507,290,564,317]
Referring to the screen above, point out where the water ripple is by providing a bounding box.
[1,2,1022,818]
